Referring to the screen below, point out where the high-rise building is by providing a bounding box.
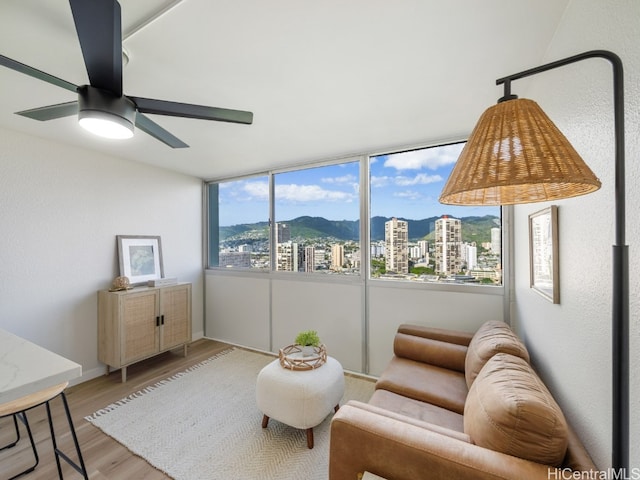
[435,216,462,275]
[384,217,408,274]
[277,241,298,271]
[276,223,291,244]
[418,240,429,261]
[491,227,501,255]
[350,250,361,270]
[304,246,316,272]
[409,245,421,259]
[276,223,297,271]
[371,242,385,257]
[314,249,326,268]
[466,244,478,270]
[331,244,344,270]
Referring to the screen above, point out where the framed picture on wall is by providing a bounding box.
[117,235,164,286]
[528,206,559,304]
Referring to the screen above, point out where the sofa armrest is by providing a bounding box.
[398,324,474,346]
[329,402,552,480]
[394,332,467,372]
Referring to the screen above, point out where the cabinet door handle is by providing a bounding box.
[156,316,160,327]
[161,315,165,325]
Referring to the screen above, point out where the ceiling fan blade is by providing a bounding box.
[135,113,189,148]
[0,54,78,93]
[16,101,79,121]
[131,97,254,125]
[69,0,123,96]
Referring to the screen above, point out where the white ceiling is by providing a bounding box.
[0,0,570,180]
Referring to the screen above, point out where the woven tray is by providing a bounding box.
[279,344,327,370]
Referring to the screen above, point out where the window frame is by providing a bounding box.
[367,142,504,288]
[270,158,362,277]
[205,141,508,295]
[205,172,271,271]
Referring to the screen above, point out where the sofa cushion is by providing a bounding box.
[375,356,468,414]
[464,320,530,388]
[369,389,465,433]
[349,400,471,443]
[463,353,569,466]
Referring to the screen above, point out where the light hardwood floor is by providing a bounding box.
[0,338,232,480]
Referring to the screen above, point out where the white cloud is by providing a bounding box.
[370,175,391,187]
[394,173,443,186]
[383,143,464,171]
[321,174,357,184]
[238,179,357,204]
[394,190,423,200]
[276,184,355,203]
[372,173,441,188]
[242,181,269,200]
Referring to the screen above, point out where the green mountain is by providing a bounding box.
[369,215,499,243]
[219,221,269,243]
[288,216,359,240]
[220,215,499,244]
[452,215,501,244]
[370,216,438,241]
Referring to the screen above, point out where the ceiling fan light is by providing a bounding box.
[77,85,136,140]
[79,111,134,139]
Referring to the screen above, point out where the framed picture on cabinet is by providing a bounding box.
[528,206,559,304]
[117,235,164,286]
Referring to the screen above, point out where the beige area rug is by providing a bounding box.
[85,348,375,480]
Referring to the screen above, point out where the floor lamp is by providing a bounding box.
[439,50,628,471]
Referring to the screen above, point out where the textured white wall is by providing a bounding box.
[0,127,204,383]
[511,0,639,469]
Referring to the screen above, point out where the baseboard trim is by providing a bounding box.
[71,332,205,387]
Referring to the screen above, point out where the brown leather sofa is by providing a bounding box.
[329,321,597,480]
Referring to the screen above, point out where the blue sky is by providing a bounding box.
[218,142,499,226]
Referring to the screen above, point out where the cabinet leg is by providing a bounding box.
[121,367,127,383]
[105,365,110,376]
[183,343,188,357]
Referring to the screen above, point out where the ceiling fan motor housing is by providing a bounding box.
[77,84,136,131]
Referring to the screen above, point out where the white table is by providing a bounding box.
[0,329,82,404]
[0,328,86,479]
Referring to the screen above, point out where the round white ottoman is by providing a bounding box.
[256,356,345,448]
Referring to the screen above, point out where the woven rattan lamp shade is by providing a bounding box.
[439,98,601,205]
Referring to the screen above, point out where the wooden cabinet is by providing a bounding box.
[98,283,192,382]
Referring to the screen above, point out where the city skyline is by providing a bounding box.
[217,143,500,226]
[221,217,502,284]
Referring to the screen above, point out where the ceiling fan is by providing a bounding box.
[0,0,253,148]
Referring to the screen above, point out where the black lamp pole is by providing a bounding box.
[495,50,628,471]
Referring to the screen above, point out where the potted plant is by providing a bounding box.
[295,330,321,357]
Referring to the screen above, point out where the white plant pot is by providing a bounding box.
[301,345,315,357]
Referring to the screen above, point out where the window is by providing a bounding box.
[370,143,502,285]
[273,161,360,275]
[207,142,501,286]
[207,176,269,269]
